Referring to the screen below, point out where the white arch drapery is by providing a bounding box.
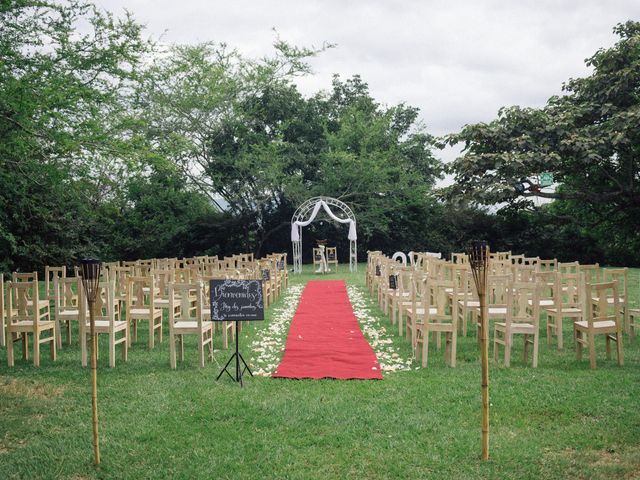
[291,197,357,273]
[290,200,356,242]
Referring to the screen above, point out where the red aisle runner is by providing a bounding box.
[273,280,382,380]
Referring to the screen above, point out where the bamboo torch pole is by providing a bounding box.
[81,259,101,466]
[468,242,490,461]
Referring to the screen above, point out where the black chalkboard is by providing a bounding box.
[328,252,336,261]
[210,279,264,321]
[375,265,381,276]
[314,254,322,262]
[389,275,397,290]
[262,269,270,281]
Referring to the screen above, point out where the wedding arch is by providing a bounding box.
[291,196,357,273]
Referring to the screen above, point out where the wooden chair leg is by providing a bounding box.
[81,330,88,367]
[50,334,56,362]
[504,334,511,367]
[605,335,612,360]
[222,321,228,349]
[179,334,184,362]
[461,311,467,337]
[34,332,40,367]
[22,334,29,361]
[149,318,154,349]
[532,332,539,368]
[588,333,597,369]
[109,333,116,368]
[123,335,128,363]
[198,332,204,368]
[55,319,62,349]
[7,331,15,367]
[444,332,450,366]
[523,334,529,364]
[450,331,457,368]
[421,330,429,368]
[575,328,582,360]
[616,331,624,366]
[557,317,564,349]
[170,333,177,369]
[623,307,630,335]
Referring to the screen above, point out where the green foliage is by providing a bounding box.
[138,43,441,256]
[443,21,640,264]
[445,21,640,210]
[0,0,150,272]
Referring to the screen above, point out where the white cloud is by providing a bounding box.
[96,0,639,148]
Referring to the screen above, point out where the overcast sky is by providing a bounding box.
[96,0,639,164]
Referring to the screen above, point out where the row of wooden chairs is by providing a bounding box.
[0,252,288,369]
[368,250,636,370]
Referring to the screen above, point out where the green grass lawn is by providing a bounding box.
[1,266,639,479]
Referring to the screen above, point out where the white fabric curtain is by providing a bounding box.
[291,200,357,242]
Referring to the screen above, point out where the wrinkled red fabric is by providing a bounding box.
[273,280,382,380]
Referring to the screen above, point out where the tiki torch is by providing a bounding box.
[80,258,101,466]
[467,241,490,461]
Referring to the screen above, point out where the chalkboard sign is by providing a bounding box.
[389,275,397,290]
[314,254,322,262]
[262,269,270,281]
[375,265,381,276]
[210,279,264,321]
[328,252,336,261]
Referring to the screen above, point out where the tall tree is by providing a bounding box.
[444,21,640,222]
[0,0,149,271]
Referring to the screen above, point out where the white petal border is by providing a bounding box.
[248,284,304,376]
[347,285,413,373]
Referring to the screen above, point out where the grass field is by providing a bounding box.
[1,266,639,479]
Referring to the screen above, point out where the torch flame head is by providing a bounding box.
[80,258,102,302]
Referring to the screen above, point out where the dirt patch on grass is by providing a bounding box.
[546,445,640,479]
[0,375,65,400]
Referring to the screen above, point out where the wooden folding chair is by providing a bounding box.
[81,276,128,368]
[415,278,458,367]
[326,247,338,272]
[168,282,213,368]
[53,276,83,347]
[126,276,163,349]
[6,280,56,367]
[575,281,624,369]
[494,281,540,367]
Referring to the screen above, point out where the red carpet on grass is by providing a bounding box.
[273,280,382,380]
